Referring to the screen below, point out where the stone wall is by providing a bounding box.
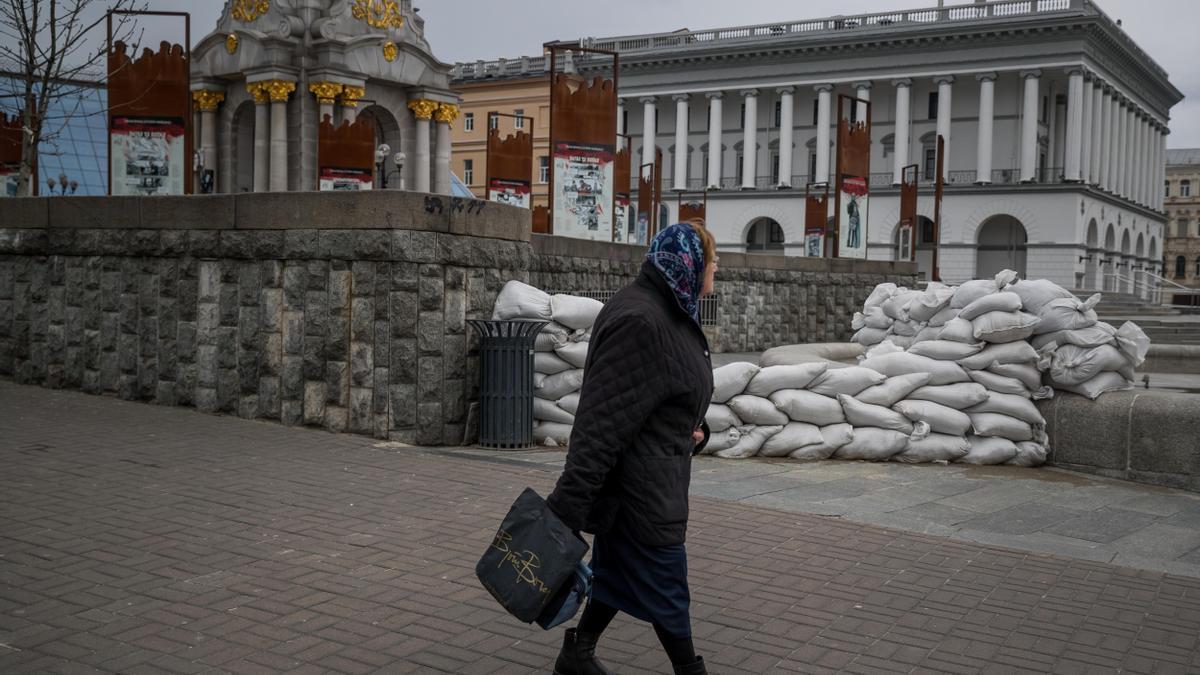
[0,192,917,444]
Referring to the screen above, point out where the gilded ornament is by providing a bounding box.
[192,90,226,111]
[265,80,296,102]
[351,0,405,30]
[308,81,344,105]
[231,0,269,23]
[225,33,239,54]
[382,41,398,63]
[340,86,366,108]
[246,82,269,104]
[408,99,438,121]
[433,104,460,124]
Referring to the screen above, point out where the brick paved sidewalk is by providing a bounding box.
[2,382,1199,674]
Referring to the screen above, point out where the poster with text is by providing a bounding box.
[110,116,185,196]
[805,231,824,258]
[488,178,531,209]
[613,195,631,243]
[319,167,373,191]
[553,141,614,241]
[1,163,17,197]
[839,175,869,259]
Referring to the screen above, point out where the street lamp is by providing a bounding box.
[375,144,406,190]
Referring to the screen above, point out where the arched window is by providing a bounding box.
[1183,180,1193,198]
[1176,256,1187,278]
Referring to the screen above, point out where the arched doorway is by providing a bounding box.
[230,100,255,194]
[894,216,936,281]
[356,105,402,189]
[976,214,1028,279]
[1120,230,1132,294]
[1085,219,1100,290]
[745,217,785,253]
[1103,224,1117,291]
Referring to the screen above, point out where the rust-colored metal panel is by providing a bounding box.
[317,116,376,190]
[678,191,706,222]
[833,95,872,259]
[532,206,551,234]
[0,110,28,195]
[108,40,191,194]
[805,183,829,258]
[614,144,631,197]
[933,134,945,281]
[485,120,533,208]
[653,147,663,238]
[899,164,919,262]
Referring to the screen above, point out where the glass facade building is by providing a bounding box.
[1,75,108,196]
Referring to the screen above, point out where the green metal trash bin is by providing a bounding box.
[468,319,547,448]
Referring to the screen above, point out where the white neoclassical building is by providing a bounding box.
[190,0,460,195]
[519,0,1183,294]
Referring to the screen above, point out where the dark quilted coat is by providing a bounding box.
[546,260,714,547]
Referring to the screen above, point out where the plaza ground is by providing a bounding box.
[2,381,1199,674]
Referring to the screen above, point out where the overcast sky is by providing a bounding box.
[132,0,1198,147]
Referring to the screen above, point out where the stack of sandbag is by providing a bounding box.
[492,280,603,447]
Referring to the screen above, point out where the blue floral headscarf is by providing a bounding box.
[646,222,706,326]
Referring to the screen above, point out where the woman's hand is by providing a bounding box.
[692,428,705,446]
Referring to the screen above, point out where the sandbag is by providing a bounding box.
[950,279,1000,309]
[1030,323,1117,351]
[864,283,898,311]
[833,427,909,461]
[913,325,943,344]
[959,435,1019,465]
[938,318,977,344]
[717,425,783,459]
[536,369,585,400]
[968,391,1045,425]
[965,369,1031,397]
[908,285,955,323]
[855,373,932,407]
[493,280,553,321]
[969,413,1034,442]
[534,322,573,352]
[987,362,1043,391]
[887,335,915,350]
[807,367,888,397]
[972,310,1039,343]
[1008,441,1049,467]
[892,399,972,436]
[727,395,790,426]
[883,290,922,321]
[928,306,960,328]
[550,294,604,330]
[790,423,854,460]
[957,341,1040,370]
[534,351,573,375]
[558,392,580,415]
[700,427,741,455]
[864,340,906,360]
[890,320,920,338]
[859,352,968,386]
[712,363,761,404]
[1008,279,1074,315]
[770,389,847,426]
[571,328,592,343]
[1056,371,1132,400]
[1049,344,1129,387]
[1115,321,1150,367]
[839,394,914,434]
[760,422,825,458]
[862,306,893,330]
[1035,294,1100,335]
[852,327,889,346]
[533,421,574,447]
[959,291,1023,321]
[534,397,576,425]
[554,341,589,369]
[908,340,985,361]
[907,382,990,409]
[705,404,741,432]
[893,434,971,464]
[745,363,829,397]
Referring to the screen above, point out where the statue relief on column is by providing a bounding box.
[408,99,438,120]
[247,82,269,104]
[193,90,226,111]
[433,103,460,124]
[309,81,344,104]
[265,80,296,102]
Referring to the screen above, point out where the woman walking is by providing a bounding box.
[546,220,717,675]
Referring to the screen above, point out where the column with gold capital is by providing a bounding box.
[433,103,459,195]
[193,89,225,192]
[408,99,438,193]
[265,80,296,191]
[247,82,270,192]
[309,81,344,126]
[340,86,365,124]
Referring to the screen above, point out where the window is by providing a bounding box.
[1165,180,1171,198]
[809,152,818,179]
[928,92,939,120]
[463,159,474,185]
[774,100,782,128]
[1178,219,1190,238]
[623,109,629,135]
[705,106,710,130]
[921,219,936,245]
[812,99,819,125]
[702,152,709,184]
[1041,95,1048,123]
[881,133,895,159]
[923,148,937,181]
[740,103,745,128]
[514,108,524,129]
[1196,257,1200,278]
[1176,256,1187,279]
[488,113,498,130]
[538,156,549,183]
[771,152,780,184]
[1183,180,1192,197]
[464,112,474,132]
[736,153,744,184]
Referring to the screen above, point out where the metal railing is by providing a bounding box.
[1141,270,1200,307]
[548,289,721,326]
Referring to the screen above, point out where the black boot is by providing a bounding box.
[673,656,707,675]
[553,628,613,675]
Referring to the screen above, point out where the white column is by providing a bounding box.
[777,87,795,188]
[740,89,758,190]
[1157,128,1167,211]
[1105,90,1118,191]
[672,94,689,191]
[253,95,269,193]
[200,108,218,190]
[934,75,954,182]
[266,81,293,192]
[1143,118,1154,206]
[974,73,996,184]
[706,92,723,189]
[1065,68,1084,182]
[434,117,452,195]
[853,81,871,124]
[641,96,658,175]
[892,79,912,185]
[1020,70,1041,182]
[409,99,434,193]
[1116,102,1129,198]
[1126,106,1137,200]
[1089,80,1104,184]
[814,84,833,184]
[616,99,625,136]
[1135,114,1146,205]
[1080,73,1093,183]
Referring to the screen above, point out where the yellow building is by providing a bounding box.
[450,59,551,208]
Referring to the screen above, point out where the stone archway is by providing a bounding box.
[1103,224,1117,291]
[356,105,402,189]
[230,100,255,194]
[745,217,785,253]
[976,214,1028,279]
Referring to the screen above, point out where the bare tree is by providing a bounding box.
[0,0,147,196]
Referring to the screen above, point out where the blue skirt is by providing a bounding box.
[590,526,692,638]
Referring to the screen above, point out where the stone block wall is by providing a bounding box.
[1,192,917,444]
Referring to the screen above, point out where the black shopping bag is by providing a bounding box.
[476,488,589,624]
